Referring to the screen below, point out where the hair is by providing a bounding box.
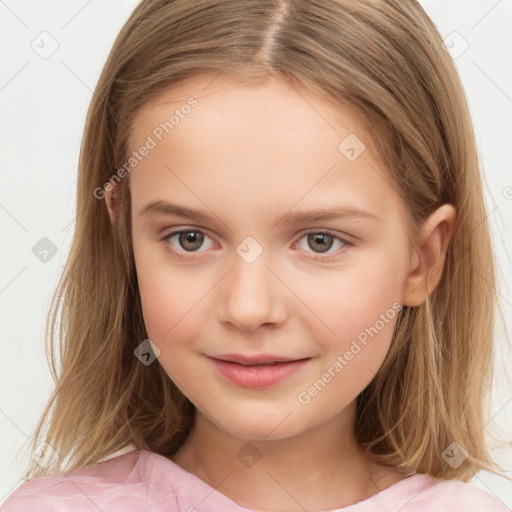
[22,0,507,483]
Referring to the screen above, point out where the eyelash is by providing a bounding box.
[159,228,353,262]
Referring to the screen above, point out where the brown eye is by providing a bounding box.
[295,231,350,261]
[177,231,204,251]
[306,233,334,253]
[162,229,215,257]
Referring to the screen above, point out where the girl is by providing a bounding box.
[3,0,509,510]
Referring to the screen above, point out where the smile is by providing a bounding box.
[207,355,311,389]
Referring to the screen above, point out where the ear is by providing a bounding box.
[402,204,456,307]
[104,184,119,225]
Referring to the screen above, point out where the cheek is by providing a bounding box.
[306,253,406,335]
[335,268,402,338]
[292,259,406,418]
[133,240,209,348]
[295,250,408,383]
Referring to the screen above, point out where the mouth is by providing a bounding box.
[207,354,311,388]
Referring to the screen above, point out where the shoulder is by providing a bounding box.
[387,473,510,512]
[1,448,178,512]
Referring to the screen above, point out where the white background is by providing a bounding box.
[1,0,511,507]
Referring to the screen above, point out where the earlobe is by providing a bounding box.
[402,204,456,307]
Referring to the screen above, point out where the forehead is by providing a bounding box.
[127,74,401,221]
[129,74,369,152]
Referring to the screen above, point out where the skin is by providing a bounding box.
[106,74,455,511]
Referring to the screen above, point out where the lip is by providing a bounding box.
[207,354,311,389]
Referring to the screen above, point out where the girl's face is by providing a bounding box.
[127,75,412,439]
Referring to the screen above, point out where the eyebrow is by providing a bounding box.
[139,200,379,226]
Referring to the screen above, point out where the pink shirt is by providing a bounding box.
[2,445,509,511]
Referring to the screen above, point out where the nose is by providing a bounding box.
[217,248,287,332]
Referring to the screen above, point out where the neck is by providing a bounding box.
[170,401,408,511]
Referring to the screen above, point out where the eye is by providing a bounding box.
[160,228,352,262]
[160,228,215,259]
[295,231,351,260]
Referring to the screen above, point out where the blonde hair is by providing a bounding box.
[24,0,505,483]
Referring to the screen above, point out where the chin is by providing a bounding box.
[198,400,303,440]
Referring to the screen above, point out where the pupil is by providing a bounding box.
[308,233,333,253]
[180,231,203,251]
